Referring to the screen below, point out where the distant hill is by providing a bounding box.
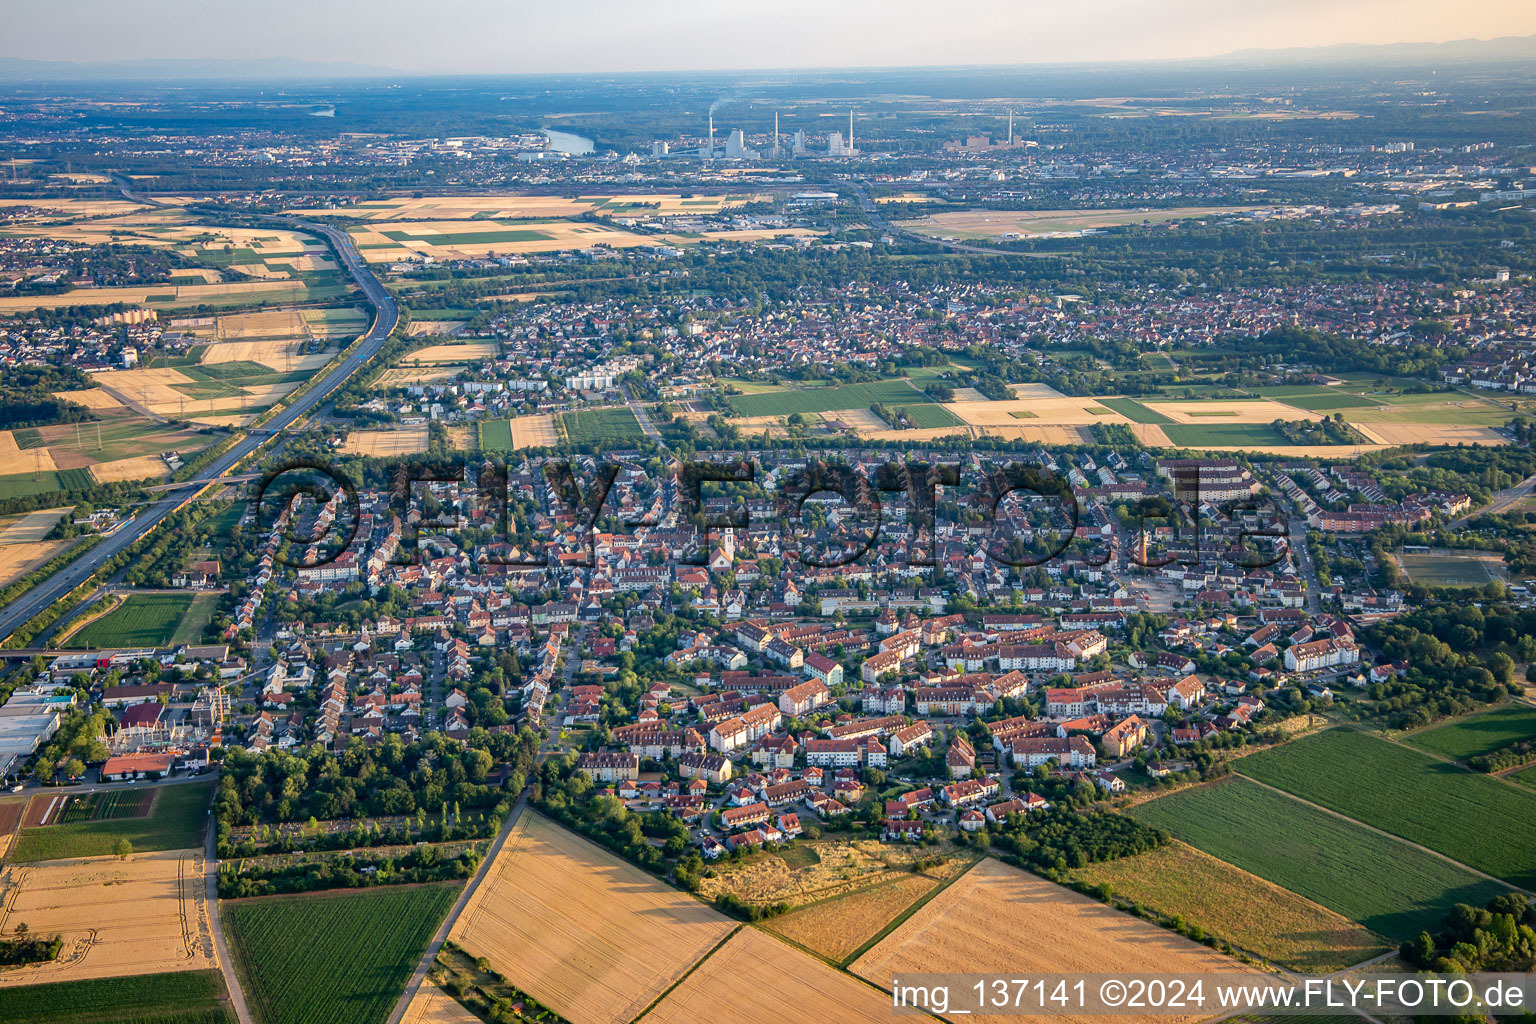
[0,56,399,82]
[1212,34,1536,68]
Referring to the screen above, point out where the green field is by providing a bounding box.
[557,407,646,446]
[1406,704,1536,761]
[0,467,95,500]
[891,402,962,428]
[477,419,515,451]
[1095,397,1175,425]
[1512,764,1536,789]
[1129,777,1508,941]
[10,781,214,863]
[729,379,939,418]
[1237,728,1536,888]
[1254,386,1384,411]
[225,884,460,1024]
[1160,423,1291,447]
[73,593,195,648]
[1396,550,1495,587]
[0,970,233,1024]
[169,593,221,646]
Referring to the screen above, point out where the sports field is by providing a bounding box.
[1395,549,1498,587]
[1128,777,1508,941]
[557,407,646,446]
[1406,704,1536,761]
[225,884,459,1024]
[1073,840,1388,972]
[1236,728,1536,888]
[71,593,195,649]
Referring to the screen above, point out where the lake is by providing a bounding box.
[543,129,594,155]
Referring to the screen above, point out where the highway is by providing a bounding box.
[0,192,399,643]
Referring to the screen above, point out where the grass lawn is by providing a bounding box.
[11,780,214,862]
[1128,776,1508,941]
[893,403,962,428]
[1160,422,1291,448]
[729,379,937,418]
[225,884,460,1024]
[477,419,514,451]
[557,407,646,446]
[72,593,195,648]
[0,970,233,1024]
[1511,763,1536,789]
[1236,728,1536,888]
[1405,704,1536,762]
[1073,840,1389,972]
[1255,386,1384,411]
[1096,397,1175,425]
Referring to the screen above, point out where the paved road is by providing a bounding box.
[1447,471,1536,529]
[0,190,399,643]
[383,794,529,1024]
[205,803,254,1024]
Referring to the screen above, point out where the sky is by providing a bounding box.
[5,0,1536,74]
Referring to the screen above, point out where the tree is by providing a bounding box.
[62,758,85,780]
[31,757,55,785]
[114,838,133,861]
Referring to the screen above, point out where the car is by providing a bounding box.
[9,784,22,793]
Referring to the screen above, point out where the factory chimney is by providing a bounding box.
[1008,109,1014,143]
[708,111,714,158]
[848,109,854,152]
[774,111,779,156]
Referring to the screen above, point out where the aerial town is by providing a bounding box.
[0,9,1533,1024]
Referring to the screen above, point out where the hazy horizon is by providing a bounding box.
[4,0,1535,76]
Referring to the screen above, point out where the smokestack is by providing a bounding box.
[708,111,714,158]
[774,111,779,156]
[849,109,854,153]
[1008,109,1014,143]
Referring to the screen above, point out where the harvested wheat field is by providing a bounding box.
[201,340,332,372]
[852,858,1264,1024]
[1128,424,1173,446]
[54,388,125,412]
[947,397,1122,427]
[1352,423,1507,446]
[951,386,992,402]
[1142,399,1324,423]
[372,366,466,388]
[89,456,169,484]
[0,540,73,588]
[820,408,886,432]
[981,424,1094,444]
[401,342,498,364]
[0,850,216,987]
[1074,841,1388,973]
[509,415,559,448]
[0,508,71,544]
[646,926,898,1024]
[406,320,467,338]
[400,981,481,1024]
[214,310,304,338]
[91,368,198,408]
[0,437,57,476]
[342,427,431,457]
[763,873,938,962]
[449,812,733,1024]
[1010,382,1070,399]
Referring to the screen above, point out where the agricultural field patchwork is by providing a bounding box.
[1236,727,1536,888]
[449,812,733,1024]
[10,781,214,863]
[224,884,459,1024]
[646,926,898,1024]
[1073,840,1389,972]
[852,857,1262,1024]
[1128,776,1509,941]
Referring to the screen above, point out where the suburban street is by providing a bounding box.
[0,195,399,643]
